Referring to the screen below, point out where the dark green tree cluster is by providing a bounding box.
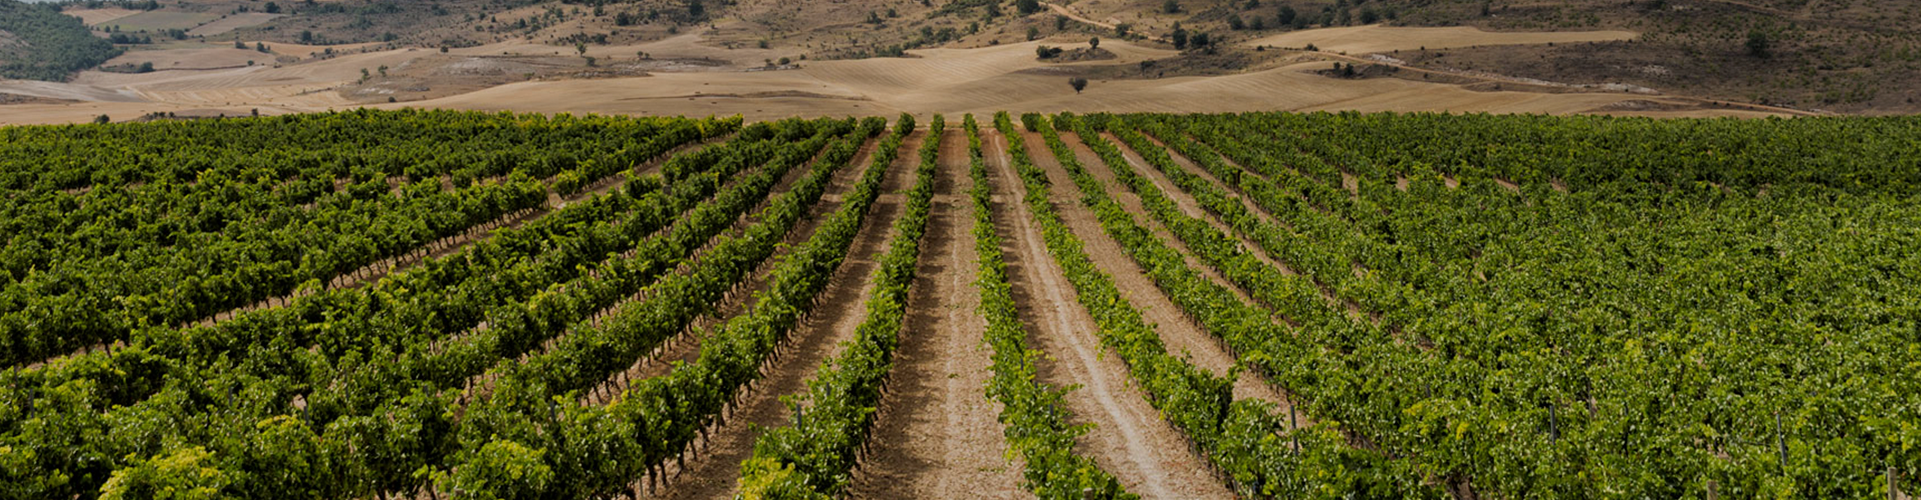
[0,0,124,81]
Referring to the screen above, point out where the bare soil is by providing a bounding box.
[1241,25,1636,54]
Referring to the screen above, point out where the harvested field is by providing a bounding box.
[62,7,143,26]
[100,46,276,70]
[93,11,221,32]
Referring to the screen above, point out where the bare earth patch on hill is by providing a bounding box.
[186,13,283,37]
[62,8,143,26]
[1242,24,1638,53]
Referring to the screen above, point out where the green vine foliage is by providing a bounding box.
[4,110,1918,498]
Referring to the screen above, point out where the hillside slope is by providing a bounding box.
[2,0,1914,120]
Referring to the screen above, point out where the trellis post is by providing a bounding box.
[1288,403,1300,453]
[1775,412,1787,474]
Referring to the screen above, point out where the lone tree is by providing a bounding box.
[1069,76,1089,93]
[1746,31,1771,58]
[1016,0,1041,15]
[1089,36,1100,49]
[1162,0,1181,14]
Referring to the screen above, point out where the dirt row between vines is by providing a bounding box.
[1098,130,1306,317]
[458,143,804,406]
[847,128,1028,499]
[392,136,866,500]
[988,131,1233,499]
[653,131,918,500]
